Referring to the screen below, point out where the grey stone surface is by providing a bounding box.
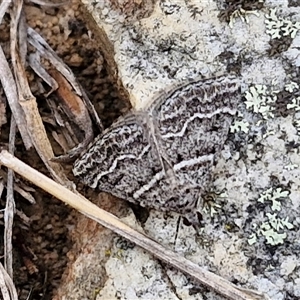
[77,1,300,299]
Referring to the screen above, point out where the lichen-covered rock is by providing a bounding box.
[66,1,300,299]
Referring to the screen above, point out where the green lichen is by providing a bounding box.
[257,213,294,246]
[258,187,289,211]
[230,120,250,133]
[248,215,293,246]
[244,84,277,119]
[241,80,300,124]
[248,188,293,246]
[265,8,300,56]
[266,213,294,231]
[259,224,287,245]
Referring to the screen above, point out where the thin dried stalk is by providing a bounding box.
[0,169,36,204]
[0,261,18,300]
[0,265,10,300]
[0,95,7,135]
[48,69,94,161]
[27,27,103,131]
[0,0,11,24]
[28,52,59,94]
[0,179,4,197]
[27,27,83,96]
[10,0,70,185]
[0,45,32,149]
[29,0,69,7]
[0,150,270,300]
[4,117,16,278]
[17,10,27,66]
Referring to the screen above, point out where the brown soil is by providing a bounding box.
[0,1,130,299]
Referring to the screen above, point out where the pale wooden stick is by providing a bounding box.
[0,150,269,300]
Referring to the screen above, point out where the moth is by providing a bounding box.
[73,76,240,224]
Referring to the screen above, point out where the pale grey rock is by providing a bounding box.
[284,34,300,66]
[72,1,300,299]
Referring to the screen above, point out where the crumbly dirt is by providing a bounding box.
[0,1,130,299]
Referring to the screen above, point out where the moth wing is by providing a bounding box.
[73,114,161,202]
[151,76,240,187]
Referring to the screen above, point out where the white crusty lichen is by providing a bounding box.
[230,120,250,133]
[284,81,299,93]
[285,81,300,111]
[287,97,300,111]
[244,84,277,119]
[241,80,300,125]
[293,120,300,135]
[258,215,293,246]
[248,215,294,246]
[265,8,300,39]
[257,187,289,211]
[248,188,293,246]
[229,8,260,29]
[284,163,298,171]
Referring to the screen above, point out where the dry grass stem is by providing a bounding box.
[0,95,7,131]
[0,264,10,300]
[9,0,71,185]
[48,69,94,161]
[28,52,59,94]
[0,0,11,24]
[27,27,103,131]
[4,117,16,279]
[0,150,270,300]
[27,28,102,161]
[27,27,84,96]
[29,0,69,7]
[0,169,36,204]
[0,261,18,300]
[0,179,4,197]
[0,45,32,149]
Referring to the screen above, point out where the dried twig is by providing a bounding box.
[28,52,59,94]
[27,27,103,131]
[0,150,270,300]
[27,29,102,161]
[0,261,18,300]
[0,264,10,300]
[0,169,36,204]
[47,69,94,162]
[27,27,85,97]
[0,46,32,149]
[0,0,11,25]
[4,117,16,279]
[10,0,70,185]
[29,0,69,7]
